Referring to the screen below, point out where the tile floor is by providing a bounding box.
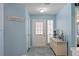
[26,47,54,56]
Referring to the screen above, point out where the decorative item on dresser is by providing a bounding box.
[53,30,57,38]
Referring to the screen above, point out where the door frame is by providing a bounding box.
[31,19,47,47]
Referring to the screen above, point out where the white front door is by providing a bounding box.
[32,19,47,47]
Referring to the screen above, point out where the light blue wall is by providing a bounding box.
[71,4,76,47]
[25,9,31,52]
[56,4,72,44]
[4,4,27,56]
[56,4,75,55]
[0,3,4,56]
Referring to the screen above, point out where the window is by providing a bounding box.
[47,20,53,43]
[47,20,53,35]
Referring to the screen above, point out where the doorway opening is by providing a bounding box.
[32,19,54,47]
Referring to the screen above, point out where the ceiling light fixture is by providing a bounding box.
[39,8,47,13]
[40,9,44,13]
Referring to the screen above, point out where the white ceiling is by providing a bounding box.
[24,3,66,15]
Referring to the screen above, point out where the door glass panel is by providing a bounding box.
[35,22,43,34]
[47,20,53,43]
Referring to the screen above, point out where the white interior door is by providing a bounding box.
[32,19,47,47]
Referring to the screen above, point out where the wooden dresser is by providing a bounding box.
[50,38,67,56]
